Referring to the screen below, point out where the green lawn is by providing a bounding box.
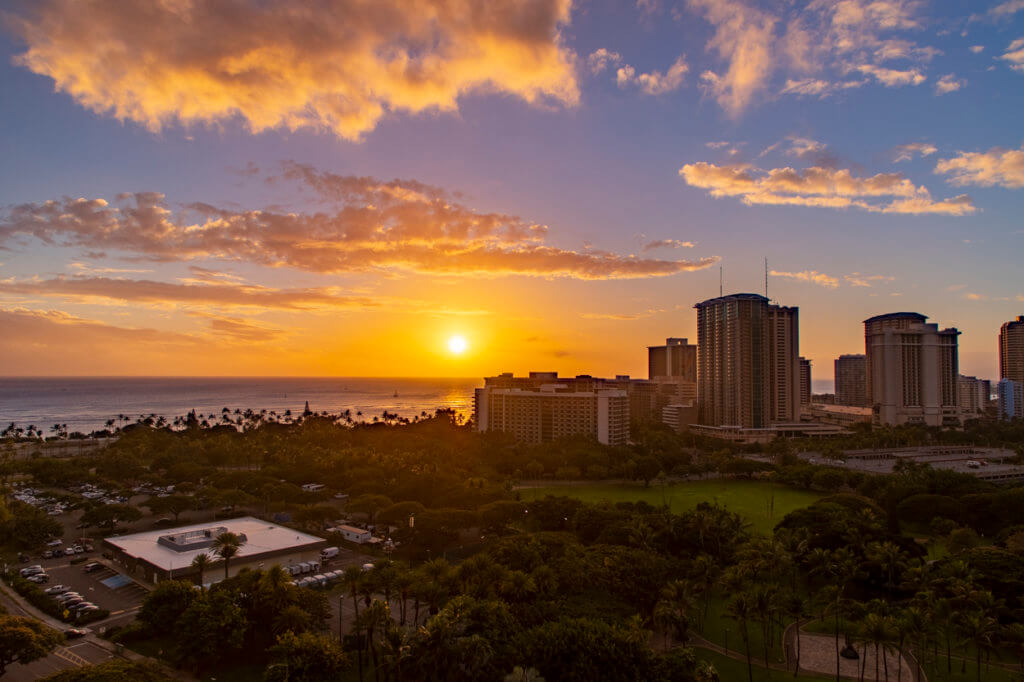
[518,479,824,534]
[699,592,787,665]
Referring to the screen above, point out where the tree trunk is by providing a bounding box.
[835,607,842,682]
[744,625,754,682]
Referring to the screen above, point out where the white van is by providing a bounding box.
[321,547,340,560]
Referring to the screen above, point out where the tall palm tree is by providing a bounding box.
[211,531,243,580]
[191,552,212,589]
[860,613,894,682]
[726,591,756,682]
[960,611,999,682]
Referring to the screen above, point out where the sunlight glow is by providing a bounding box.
[448,335,468,355]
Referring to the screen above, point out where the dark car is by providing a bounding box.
[64,628,89,639]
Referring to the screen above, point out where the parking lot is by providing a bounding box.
[29,553,149,629]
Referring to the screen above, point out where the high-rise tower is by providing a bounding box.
[695,293,800,427]
[864,312,960,426]
[1000,316,1024,384]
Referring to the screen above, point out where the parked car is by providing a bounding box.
[60,598,84,608]
[20,565,44,577]
[27,573,50,584]
[70,602,97,612]
[56,594,82,605]
[70,545,84,554]
[44,584,68,595]
[64,547,76,556]
[64,628,89,639]
[83,562,102,573]
[45,539,63,548]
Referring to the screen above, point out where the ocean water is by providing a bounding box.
[0,377,480,435]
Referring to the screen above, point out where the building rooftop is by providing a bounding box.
[105,516,325,571]
[694,293,769,308]
[863,312,927,324]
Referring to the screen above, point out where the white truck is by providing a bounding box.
[321,546,340,560]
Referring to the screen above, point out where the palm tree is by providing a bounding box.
[960,611,999,682]
[211,531,242,580]
[727,591,756,682]
[860,613,895,682]
[191,552,212,589]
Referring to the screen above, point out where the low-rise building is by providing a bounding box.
[104,517,327,585]
[329,524,373,544]
[475,377,629,446]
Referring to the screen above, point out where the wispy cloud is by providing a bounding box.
[587,48,623,75]
[934,73,965,94]
[642,239,695,251]
[935,144,1024,188]
[616,56,689,95]
[770,269,839,288]
[580,308,665,320]
[0,164,718,280]
[892,142,938,162]
[679,161,976,215]
[1000,37,1024,72]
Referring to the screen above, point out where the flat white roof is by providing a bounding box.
[106,516,324,571]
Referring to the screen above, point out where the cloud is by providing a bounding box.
[615,56,689,95]
[770,269,839,288]
[1001,37,1024,72]
[989,1,1024,18]
[969,45,985,54]
[844,273,895,287]
[580,308,664,320]
[0,164,717,279]
[187,312,284,342]
[856,64,925,86]
[0,276,381,311]
[935,144,1024,189]
[679,161,976,215]
[587,48,622,75]
[706,141,732,149]
[688,0,776,117]
[642,239,695,251]
[934,73,965,94]
[779,78,832,97]
[684,0,935,115]
[892,142,937,162]
[5,0,580,141]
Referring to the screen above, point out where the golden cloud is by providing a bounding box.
[680,161,976,215]
[935,144,1024,189]
[6,0,580,140]
[0,166,717,279]
[0,276,380,311]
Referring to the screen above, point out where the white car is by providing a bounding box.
[45,539,63,547]
[27,573,49,584]
[44,584,68,594]
[20,566,44,577]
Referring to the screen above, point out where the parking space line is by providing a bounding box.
[53,647,89,667]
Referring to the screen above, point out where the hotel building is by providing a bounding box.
[834,354,868,407]
[864,312,961,427]
[1000,316,1024,384]
[694,293,800,428]
[474,373,629,446]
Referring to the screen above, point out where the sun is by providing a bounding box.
[447,335,468,355]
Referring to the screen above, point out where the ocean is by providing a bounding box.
[0,377,481,435]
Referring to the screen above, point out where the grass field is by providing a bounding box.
[518,479,824,535]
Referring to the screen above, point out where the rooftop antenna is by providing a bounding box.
[764,257,769,300]
[719,265,723,297]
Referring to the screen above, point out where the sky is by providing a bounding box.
[0,0,1022,385]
